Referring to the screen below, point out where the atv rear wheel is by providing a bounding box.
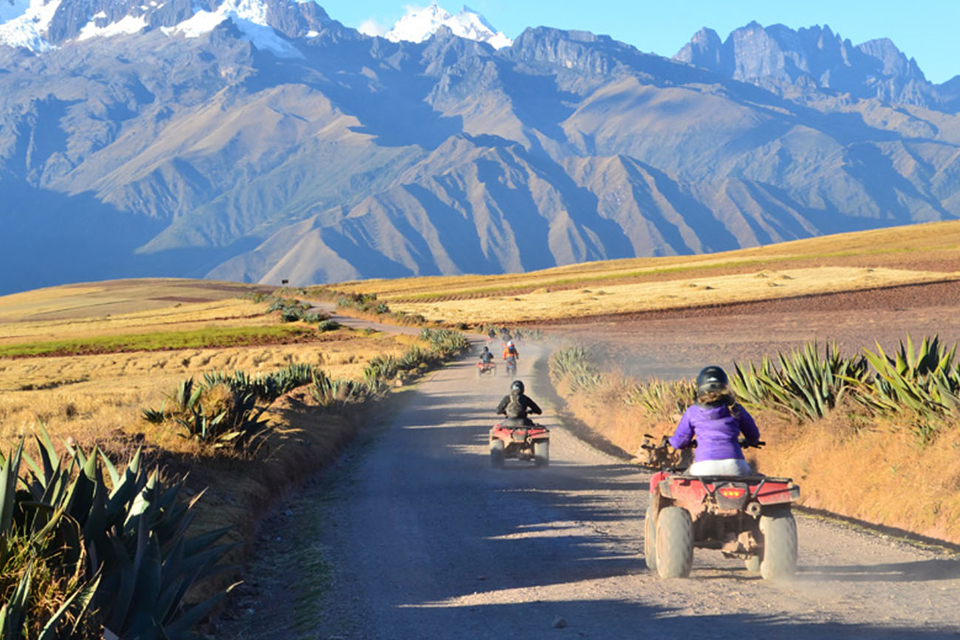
[655,506,693,579]
[490,439,505,468]
[759,508,797,581]
[534,440,549,467]
[644,504,657,572]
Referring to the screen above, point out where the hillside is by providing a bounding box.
[2,2,960,293]
[330,219,960,323]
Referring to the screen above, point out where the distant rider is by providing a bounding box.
[479,346,495,364]
[496,380,542,427]
[668,366,760,476]
[503,340,519,362]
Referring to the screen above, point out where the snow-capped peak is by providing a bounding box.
[384,4,511,49]
[164,0,303,59]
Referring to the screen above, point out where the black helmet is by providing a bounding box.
[696,366,728,395]
[482,346,490,352]
[510,380,524,394]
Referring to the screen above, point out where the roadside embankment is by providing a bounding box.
[1,313,470,637]
[547,345,960,546]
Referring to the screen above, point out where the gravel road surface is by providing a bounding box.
[219,341,960,640]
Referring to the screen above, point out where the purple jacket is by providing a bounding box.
[668,403,760,462]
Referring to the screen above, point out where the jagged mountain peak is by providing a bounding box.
[674,21,934,106]
[384,3,511,49]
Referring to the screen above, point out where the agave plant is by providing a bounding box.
[171,378,202,415]
[730,341,868,421]
[420,329,468,356]
[859,335,960,435]
[549,347,602,392]
[363,355,399,384]
[0,440,101,639]
[625,378,696,419]
[4,426,236,639]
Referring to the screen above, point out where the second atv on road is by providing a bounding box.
[489,421,549,468]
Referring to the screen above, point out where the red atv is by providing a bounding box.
[489,420,549,468]
[643,439,800,581]
[477,361,496,378]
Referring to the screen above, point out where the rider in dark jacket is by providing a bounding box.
[479,346,494,364]
[496,380,542,426]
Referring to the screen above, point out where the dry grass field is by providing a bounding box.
[0,279,416,453]
[329,220,960,324]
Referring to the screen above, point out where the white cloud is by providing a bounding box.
[357,18,387,37]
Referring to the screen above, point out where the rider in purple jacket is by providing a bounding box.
[668,366,760,476]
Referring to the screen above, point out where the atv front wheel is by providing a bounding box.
[644,504,658,572]
[759,508,797,581]
[656,506,694,579]
[534,440,549,467]
[490,439,505,468]
[744,555,761,573]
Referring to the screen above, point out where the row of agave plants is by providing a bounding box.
[552,335,960,443]
[0,428,231,639]
[143,331,470,448]
[730,335,960,441]
[362,329,471,386]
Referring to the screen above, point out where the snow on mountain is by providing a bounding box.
[0,0,302,56]
[0,0,60,50]
[165,0,303,58]
[77,13,147,41]
[384,3,511,49]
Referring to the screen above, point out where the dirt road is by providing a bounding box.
[219,342,960,640]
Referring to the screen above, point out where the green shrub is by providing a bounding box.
[318,319,341,332]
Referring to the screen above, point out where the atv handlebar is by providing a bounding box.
[641,433,765,451]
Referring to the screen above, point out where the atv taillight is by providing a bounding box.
[719,487,746,499]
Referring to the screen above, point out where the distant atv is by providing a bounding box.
[489,420,549,468]
[644,439,800,581]
[477,362,496,378]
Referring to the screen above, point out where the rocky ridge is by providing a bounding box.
[1,4,959,293]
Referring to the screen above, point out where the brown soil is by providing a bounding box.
[540,279,960,379]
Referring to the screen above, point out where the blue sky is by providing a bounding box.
[317,0,960,83]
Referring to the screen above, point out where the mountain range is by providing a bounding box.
[1,1,959,294]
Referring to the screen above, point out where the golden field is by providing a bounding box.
[0,279,416,452]
[328,219,960,324]
[385,266,952,324]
